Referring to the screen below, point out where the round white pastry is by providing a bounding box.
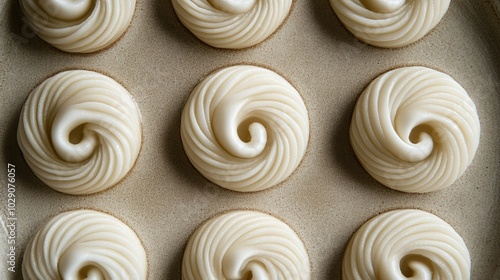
[19,0,136,53]
[172,0,292,49]
[17,70,142,195]
[329,0,450,48]
[23,209,147,280]
[182,210,310,280]
[343,209,471,279]
[181,65,309,192]
[350,66,480,193]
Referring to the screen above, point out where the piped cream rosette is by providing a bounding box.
[350,66,480,193]
[182,210,311,280]
[22,210,147,280]
[172,0,292,48]
[17,70,142,195]
[329,0,450,48]
[343,209,471,279]
[19,0,136,53]
[181,65,309,192]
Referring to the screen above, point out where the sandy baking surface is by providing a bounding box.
[1,0,499,278]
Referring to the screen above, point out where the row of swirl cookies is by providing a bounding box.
[20,0,451,52]
[18,66,479,192]
[22,208,471,279]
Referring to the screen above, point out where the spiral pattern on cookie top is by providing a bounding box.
[350,66,480,193]
[22,209,147,280]
[172,0,292,49]
[181,65,309,192]
[329,0,450,48]
[343,209,471,280]
[19,0,136,53]
[17,70,142,195]
[182,210,310,280]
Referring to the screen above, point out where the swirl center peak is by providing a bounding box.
[207,0,256,14]
[360,0,405,13]
[39,0,93,20]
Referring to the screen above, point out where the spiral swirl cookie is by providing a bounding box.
[172,0,292,48]
[181,65,309,192]
[329,0,450,48]
[182,210,310,280]
[343,209,471,279]
[350,66,480,193]
[17,70,142,195]
[19,0,136,53]
[23,209,147,280]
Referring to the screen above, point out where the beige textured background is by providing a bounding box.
[1,0,499,279]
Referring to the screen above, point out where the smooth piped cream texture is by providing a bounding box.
[182,210,311,280]
[329,0,450,48]
[343,209,471,280]
[19,0,136,53]
[350,66,480,193]
[180,65,309,192]
[172,0,292,49]
[17,70,142,195]
[22,210,148,280]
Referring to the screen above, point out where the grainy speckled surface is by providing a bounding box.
[1,0,499,279]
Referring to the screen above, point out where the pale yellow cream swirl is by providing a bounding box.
[329,0,450,47]
[181,65,309,192]
[182,210,310,280]
[19,0,136,53]
[172,0,292,49]
[22,210,148,280]
[343,209,471,279]
[17,70,142,195]
[350,66,480,193]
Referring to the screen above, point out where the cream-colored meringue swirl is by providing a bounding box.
[181,65,309,192]
[19,0,136,53]
[17,70,142,195]
[343,209,471,280]
[22,209,147,280]
[172,0,292,49]
[329,0,450,47]
[182,210,310,280]
[350,66,480,193]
